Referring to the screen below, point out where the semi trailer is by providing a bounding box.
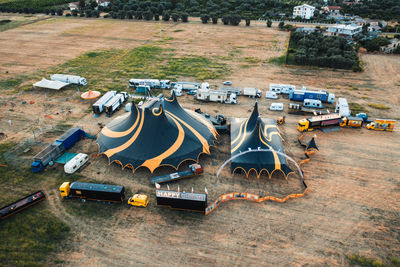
[242,87,262,98]
[175,82,200,91]
[31,127,86,173]
[219,86,242,96]
[51,74,87,86]
[297,113,342,132]
[104,92,127,117]
[269,84,296,94]
[0,191,46,220]
[290,89,335,104]
[156,190,207,213]
[288,103,330,115]
[60,182,125,203]
[150,164,203,184]
[195,89,237,104]
[92,91,117,114]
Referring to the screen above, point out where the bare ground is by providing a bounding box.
[0,14,399,266]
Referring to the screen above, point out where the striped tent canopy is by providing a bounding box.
[81,90,101,100]
[97,92,218,173]
[230,102,293,178]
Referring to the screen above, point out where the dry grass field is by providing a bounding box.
[0,14,399,266]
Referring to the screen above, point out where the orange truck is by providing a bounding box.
[366,119,396,131]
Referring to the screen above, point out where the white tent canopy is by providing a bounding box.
[33,78,70,90]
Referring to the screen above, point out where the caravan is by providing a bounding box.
[269,84,296,94]
[64,153,88,174]
[303,99,323,109]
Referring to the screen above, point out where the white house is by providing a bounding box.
[323,6,342,16]
[380,39,400,53]
[293,4,315,20]
[326,24,362,38]
[68,2,79,10]
[96,0,110,7]
[367,25,381,33]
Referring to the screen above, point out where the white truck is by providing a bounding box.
[335,97,351,117]
[51,74,87,86]
[196,89,237,104]
[242,87,262,98]
[104,92,127,117]
[129,79,169,89]
[92,91,117,114]
[269,84,296,94]
[175,82,200,91]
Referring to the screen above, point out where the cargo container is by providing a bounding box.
[0,191,46,220]
[156,190,207,213]
[297,113,342,132]
[92,91,117,114]
[60,182,125,203]
[290,89,335,104]
[104,92,127,117]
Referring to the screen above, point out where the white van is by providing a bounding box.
[303,99,323,109]
[269,103,284,111]
[265,91,278,99]
[64,153,88,174]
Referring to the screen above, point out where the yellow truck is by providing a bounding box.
[128,194,149,207]
[366,119,395,131]
[297,113,342,132]
[339,116,364,128]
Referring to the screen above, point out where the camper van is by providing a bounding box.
[265,91,278,99]
[64,153,88,174]
[303,99,323,109]
[269,103,284,111]
[335,98,351,117]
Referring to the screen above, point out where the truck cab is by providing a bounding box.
[190,163,203,174]
[228,93,237,104]
[31,161,44,173]
[59,182,71,199]
[128,194,149,207]
[297,119,310,132]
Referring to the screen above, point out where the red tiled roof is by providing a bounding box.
[327,6,341,10]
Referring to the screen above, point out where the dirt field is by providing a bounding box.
[0,14,399,266]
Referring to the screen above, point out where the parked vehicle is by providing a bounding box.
[269,103,284,111]
[340,117,364,128]
[31,128,86,173]
[175,82,200,91]
[219,86,242,96]
[269,84,296,94]
[64,153,88,174]
[0,191,46,220]
[297,113,342,132]
[288,103,330,115]
[194,108,227,134]
[290,89,335,104]
[201,82,210,90]
[335,98,351,117]
[174,87,183,96]
[92,91,117,114]
[356,113,370,122]
[366,119,395,131]
[129,79,160,89]
[196,89,237,104]
[59,182,125,203]
[150,164,203,184]
[51,74,87,86]
[223,81,232,86]
[104,92,127,117]
[128,194,149,207]
[303,99,323,109]
[243,87,262,98]
[265,91,278,99]
[186,89,197,95]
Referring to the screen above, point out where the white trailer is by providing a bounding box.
[196,89,237,104]
[201,82,210,90]
[243,87,262,98]
[269,84,296,94]
[219,86,242,96]
[51,74,87,86]
[104,92,127,117]
[335,97,351,117]
[176,82,200,91]
[92,91,117,114]
[160,80,171,89]
[303,99,323,109]
[64,153,88,174]
[129,79,161,89]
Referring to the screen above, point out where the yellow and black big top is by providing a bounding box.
[230,102,293,178]
[97,92,218,173]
